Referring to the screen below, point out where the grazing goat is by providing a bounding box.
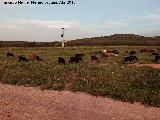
[91,56,99,63]
[130,51,136,55]
[69,57,82,64]
[68,54,85,64]
[123,56,138,64]
[140,49,154,53]
[18,55,28,62]
[102,49,113,53]
[7,52,14,57]
[155,55,160,63]
[28,53,37,60]
[112,50,119,55]
[152,52,159,56]
[29,53,42,61]
[101,52,112,59]
[35,56,42,61]
[103,49,107,52]
[75,54,85,58]
[58,57,65,65]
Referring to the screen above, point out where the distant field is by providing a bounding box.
[0,46,160,107]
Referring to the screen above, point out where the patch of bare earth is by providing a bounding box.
[0,83,160,120]
[128,63,160,69]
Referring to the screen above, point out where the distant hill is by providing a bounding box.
[0,34,160,47]
[66,34,160,46]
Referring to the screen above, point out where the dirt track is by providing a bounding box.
[0,83,160,120]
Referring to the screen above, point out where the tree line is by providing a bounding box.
[0,34,160,47]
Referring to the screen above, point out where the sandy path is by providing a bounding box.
[0,83,160,120]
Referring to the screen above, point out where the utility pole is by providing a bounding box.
[61,28,65,47]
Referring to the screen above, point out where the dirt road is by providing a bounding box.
[0,83,160,120]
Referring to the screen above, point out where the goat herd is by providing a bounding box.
[5,48,160,65]
[6,53,42,62]
[59,48,160,65]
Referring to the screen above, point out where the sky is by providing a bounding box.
[0,0,160,42]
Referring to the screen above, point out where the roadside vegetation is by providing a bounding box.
[0,46,160,107]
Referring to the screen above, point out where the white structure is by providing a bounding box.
[61,28,65,47]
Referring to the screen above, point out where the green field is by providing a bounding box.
[0,46,160,107]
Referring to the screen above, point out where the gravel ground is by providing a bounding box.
[0,83,160,120]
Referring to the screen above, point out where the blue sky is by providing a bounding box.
[0,0,160,41]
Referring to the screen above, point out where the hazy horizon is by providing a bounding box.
[0,0,160,42]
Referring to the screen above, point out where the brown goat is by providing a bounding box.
[91,56,99,63]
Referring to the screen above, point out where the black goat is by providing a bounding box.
[7,52,14,57]
[58,57,65,65]
[75,54,85,58]
[124,56,138,64]
[130,51,136,55]
[35,56,42,61]
[18,56,28,62]
[69,57,82,64]
[112,50,119,55]
[155,55,160,63]
[152,52,159,56]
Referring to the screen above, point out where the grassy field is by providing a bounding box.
[0,46,160,107]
